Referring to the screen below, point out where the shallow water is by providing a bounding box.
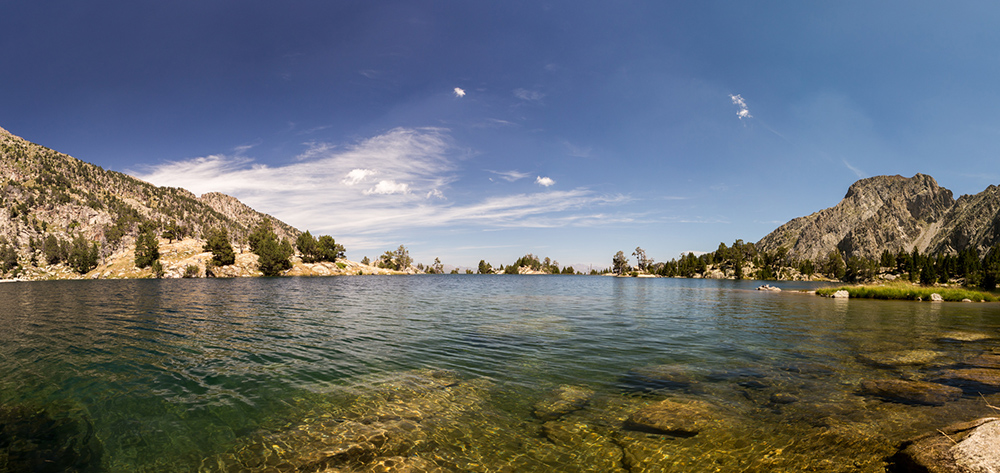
[1,276,998,472]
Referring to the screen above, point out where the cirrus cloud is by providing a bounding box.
[134,128,629,252]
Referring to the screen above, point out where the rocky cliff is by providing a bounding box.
[756,174,1000,260]
[0,125,298,262]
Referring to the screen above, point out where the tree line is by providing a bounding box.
[610,241,1000,291]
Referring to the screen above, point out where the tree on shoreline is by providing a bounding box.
[203,227,236,266]
[249,221,293,276]
[612,251,629,275]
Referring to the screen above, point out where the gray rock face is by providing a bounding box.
[757,174,954,261]
[757,173,1000,261]
[892,417,1000,473]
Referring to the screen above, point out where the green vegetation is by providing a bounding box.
[295,230,345,263]
[816,283,997,302]
[477,259,493,274]
[133,223,160,269]
[183,265,200,278]
[503,254,564,274]
[68,236,99,274]
[377,245,412,271]
[249,221,293,276]
[203,227,236,266]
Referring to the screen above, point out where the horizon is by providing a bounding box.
[5,2,1000,268]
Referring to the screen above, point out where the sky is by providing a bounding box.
[4,1,1000,270]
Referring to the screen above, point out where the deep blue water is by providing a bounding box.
[1,276,999,472]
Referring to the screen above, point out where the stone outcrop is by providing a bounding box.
[757,173,1000,261]
[891,417,1000,472]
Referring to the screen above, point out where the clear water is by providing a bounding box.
[1,276,999,472]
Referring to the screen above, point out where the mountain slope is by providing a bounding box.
[756,174,1000,260]
[0,125,298,264]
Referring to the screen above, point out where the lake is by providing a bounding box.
[1,276,999,472]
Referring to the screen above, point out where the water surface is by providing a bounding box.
[1,276,998,472]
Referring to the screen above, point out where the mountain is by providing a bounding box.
[756,174,1000,260]
[0,125,298,263]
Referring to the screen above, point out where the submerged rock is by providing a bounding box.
[0,403,103,473]
[539,420,626,472]
[624,398,719,437]
[933,368,1000,394]
[858,349,944,367]
[620,365,701,393]
[939,331,993,343]
[857,379,962,406]
[533,385,594,421]
[965,353,1000,370]
[891,417,1000,473]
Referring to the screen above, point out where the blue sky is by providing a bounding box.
[4,1,1000,269]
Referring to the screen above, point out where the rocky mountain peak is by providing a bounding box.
[756,174,967,261]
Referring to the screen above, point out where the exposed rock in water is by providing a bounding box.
[857,379,962,406]
[832,290,850,299]
[891,417,1000,473]
[624,398,720,437]
[533,385,594,421]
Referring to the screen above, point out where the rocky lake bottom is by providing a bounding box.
[1,276,999,472]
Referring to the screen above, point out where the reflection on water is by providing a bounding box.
[0,277,998,471]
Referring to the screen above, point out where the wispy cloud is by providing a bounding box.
[729,94,752,120]
[135,128,627,242]
[453,87,466,98]
[513,88,544,101]
[842,159,866,178]
[563,141,592,158]
[487,170,531,182]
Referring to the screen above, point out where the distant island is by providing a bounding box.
[3,125,1000,295]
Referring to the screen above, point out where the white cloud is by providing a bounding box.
[842,160,866,178]
[454,87,466,97]
[135,127,629,243]
[487,170,531,182]
[343,168,377,185]
[513,88,544,101]
[365,180,409,195]
[563,141,592,158]
[729,94,752,120]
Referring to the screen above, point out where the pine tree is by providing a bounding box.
[203,227,236,266]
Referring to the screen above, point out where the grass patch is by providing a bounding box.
[816,283,997,302]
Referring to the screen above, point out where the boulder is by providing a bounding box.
[533,385,594,421]
[858,379,962,406]
[832,290,850,298]
[891,417,1000,472]
[624,398,718,437]
[930,293,944,302]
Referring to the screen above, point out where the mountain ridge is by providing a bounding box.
[0,125,299,267]
[756,173,1000,261]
